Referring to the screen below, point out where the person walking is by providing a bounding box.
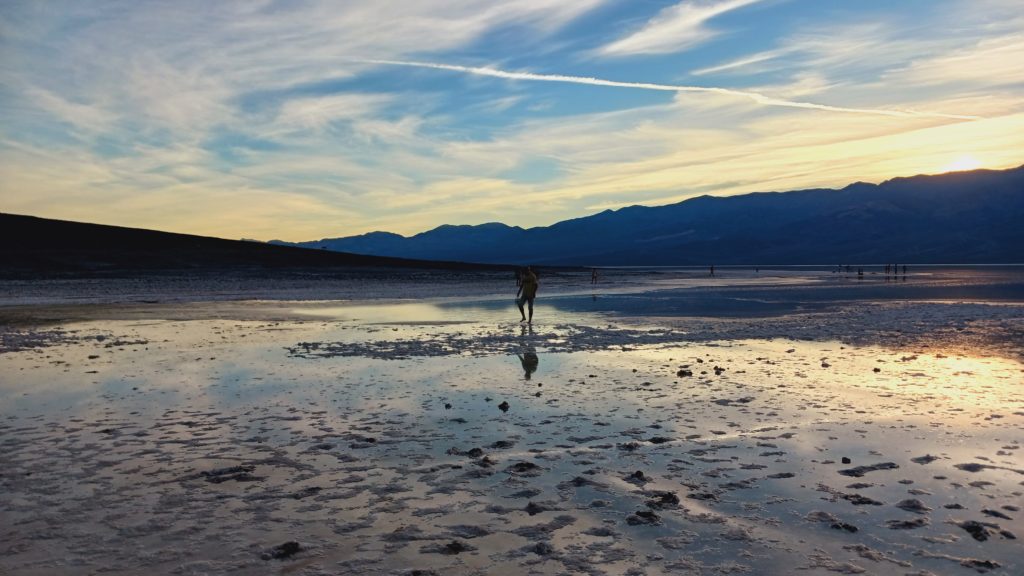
[517,266,539,324]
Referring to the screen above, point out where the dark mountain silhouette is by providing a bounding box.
[281,165,1024,264]
[0,213,509,278]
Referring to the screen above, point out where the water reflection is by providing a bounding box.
[2,314,1023,575]
[516,324,539,380]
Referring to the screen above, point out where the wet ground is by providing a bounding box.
[1,268,1023,575]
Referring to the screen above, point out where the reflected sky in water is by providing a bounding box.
[2,307,1022,575]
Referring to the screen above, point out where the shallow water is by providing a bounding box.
[2,305,1022,575]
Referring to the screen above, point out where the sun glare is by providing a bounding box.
[941,155,982,173]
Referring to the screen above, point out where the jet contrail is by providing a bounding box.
[359,59,981,120]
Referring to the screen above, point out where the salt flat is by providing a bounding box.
[1,268,1022,575]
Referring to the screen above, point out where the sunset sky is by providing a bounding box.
[1,0,1022,241]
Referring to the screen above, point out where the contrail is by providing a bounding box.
[359,59,981,120]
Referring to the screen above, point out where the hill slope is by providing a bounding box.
[0,213,505,278]
[285,165,1024,265]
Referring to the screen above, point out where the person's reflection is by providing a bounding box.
[517,325,539,380]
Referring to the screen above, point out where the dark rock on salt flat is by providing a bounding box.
[831,522,859,533]
[911,454,940,464]
[841,457,852,464]
[961,559,1001,572]
[767,472,795,479]
[841,493,884,506]
[465,447,484,458]
[838,462,898,477]
[955,462,989,473]
[954,520,997,541]
[447,525,491,539]
[498,401,510,412]
[383,526,432,542]
[421,540,476,555]
[511,515,577,538]
[625,470,650,484]
[559,476,601,489]
[895,499,932,514]
[532,542,555,555]
[713,396,754,406]
[944,503,965,509]
[474,456,496,468]
[289,486,322,499]
[720,478,758,490]
[525,502,550,516]
[567,435,604,443]
[886,517,930,529]
[489,440,515,449]
[502,489,543,504]
[646,491,680,509]
[999,530,1016,539]
[648,436,673,444]
[199,464,262,484]
[981,508,1012,520]
[618,441,642,452]
[508,461,541,475]
[626,510,662,525]
[262,541,301,560]
[806,511,838,523]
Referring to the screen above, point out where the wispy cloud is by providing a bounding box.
[598,0,762,56]
[691,47,795,76]
[359,59,982,120]
[1,0,1020,241]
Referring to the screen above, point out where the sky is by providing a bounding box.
[1,0,1022,241]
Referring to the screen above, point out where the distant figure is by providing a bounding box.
[517,266,539,324]
[515,268,522,288]
[903,264,908,275]
[591,268,598,284]
[710,264,715,277]
[857,267,864,279]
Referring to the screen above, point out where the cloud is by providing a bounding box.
[2,0,1020,242]
[891,34,1024,88]
[598,0,762,56]
[691,47,795,76]
[273,93,394,132]
[360,59,982,120]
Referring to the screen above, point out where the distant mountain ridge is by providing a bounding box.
[278,165,1024,265]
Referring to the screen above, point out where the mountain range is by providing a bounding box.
[277,165,1024,265]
